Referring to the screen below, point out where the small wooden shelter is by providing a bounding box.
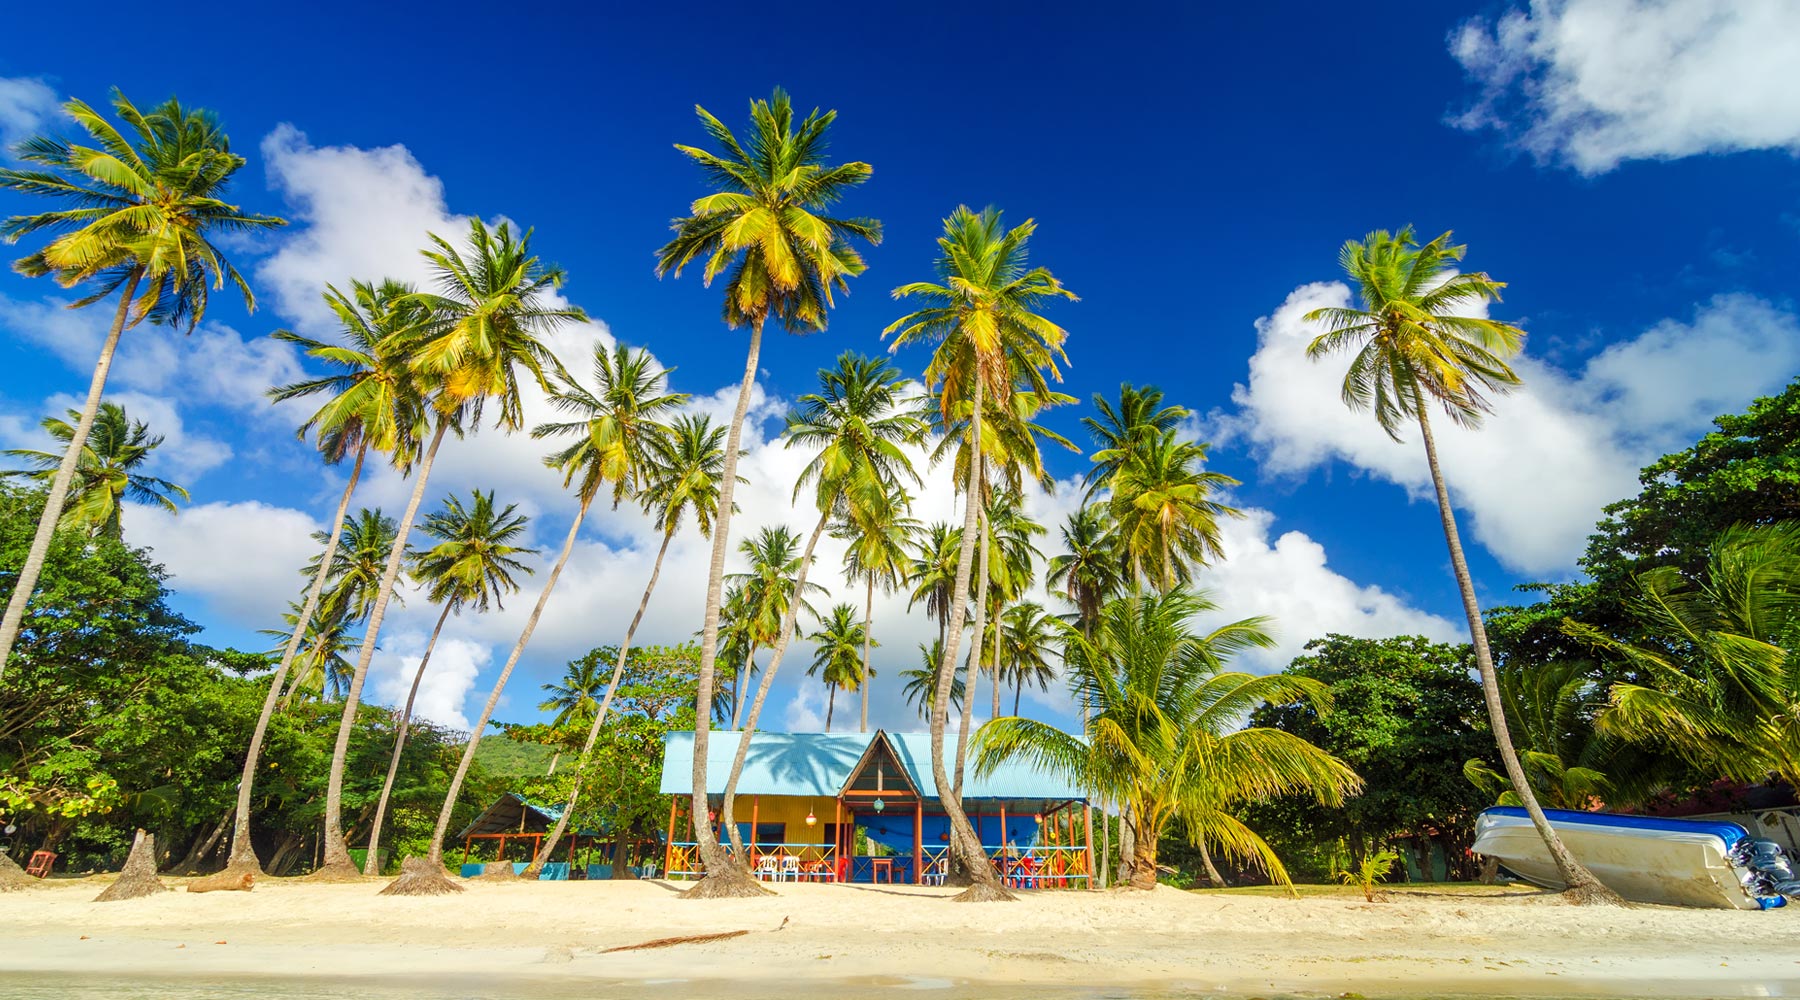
[455,793,602,875]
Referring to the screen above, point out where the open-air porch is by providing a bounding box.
[658,730,1094,888]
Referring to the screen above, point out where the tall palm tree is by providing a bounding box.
[200,280,424,885]
[998,602,1058,717]
[1305,225,1614,903]
[1081,383,1188,498]
[526,413,730,878]
[719,355,926,860]
[1108,429,1240,592]
[807,604,872,731]
[0,91,284,678]
[362,490,535,875]
[310,509,404,625]
[1572,522,1800,794]
[258,601,359,703]
[3,402,188,538]
[654,89,879,896]
[973,589,1360,889]
[907,522,963,650]
[902,640,964,722]
[725,526,826,726]
[1047,503,1123,638]
[836,488,920,732]
[886,205,1074,900]
[540,656,608,729]
[324,219,583,880]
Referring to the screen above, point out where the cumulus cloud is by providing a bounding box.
[1212,282,1800,576]
[370,633,489,731]
[36,389,234,482]
[125,500,323,627]
[0,75,59,152]
[1451,0,1800,173]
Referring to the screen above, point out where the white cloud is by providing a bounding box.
[1213,282,1800,576]
[124,500,322,627]
[0,75,59,152]
[37,389,234,483]
[1451,0,1800,173]
[370,632,488,731]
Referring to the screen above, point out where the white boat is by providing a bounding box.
[1472,806,1782,910]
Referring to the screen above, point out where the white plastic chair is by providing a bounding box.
[756,855,779,881]
[780,854,801,882]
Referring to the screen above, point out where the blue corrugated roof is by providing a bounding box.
[658,730,1084,801]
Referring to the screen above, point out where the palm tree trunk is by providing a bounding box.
[720,511,827,864]
[410,494,594,884]
[1129,818,1158,891]
[211,444,366,879]
[825,686,836,731]
[952,515,989,804]
[1099,804,1111,888]
[927,376,1011,901]
[989,601,1004,721]
[1118,802,1136,885]
[1412,402,1618,905]
[361,599,454,876]
[1198,841,1227,888]
[1013,680,1022,718]
[317,418,449,878]
[525,528,675,877]
[0,268,143,685]
[860,577,873,733]
[731,644,753,730]
[684,318,763,897]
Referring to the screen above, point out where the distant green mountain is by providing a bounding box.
[473,734,556,779]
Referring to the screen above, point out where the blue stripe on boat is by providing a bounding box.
[1483,806,1749,849]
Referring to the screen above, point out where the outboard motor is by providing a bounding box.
[1728,838,1800,904]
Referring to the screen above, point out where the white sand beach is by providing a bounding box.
[2,876,1795,998]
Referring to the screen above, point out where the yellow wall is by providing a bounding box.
[731,795,837,846]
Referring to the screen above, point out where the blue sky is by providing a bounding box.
[3,1,1797,734]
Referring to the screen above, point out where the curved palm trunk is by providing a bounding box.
[860,577,873,733]
[731,645,754,730]
[928,377,1011,901]
[1413,403,1618,905]
[0,269,143,684]
[825,686,836,731]
[387,495,595,896]
[1198,842,1227,888]
[206,445,367,879]
[953,518,990,804]
[525,528,675,877]
[317,419,449,878]
[684,319,763,897]
[720,512,828,863]
[361,600,454,876]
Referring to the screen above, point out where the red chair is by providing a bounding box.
[25,851,55,878]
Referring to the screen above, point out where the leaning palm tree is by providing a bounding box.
[885,205,1075,901]
[807,604,873,731]
[524,413,729,878]
[197,281,424,887]
[0,91,284,678]
[998,602,1058,717]
[836,487,920,732]
[321,219,583,881]
[654,89,879,897]
[1572,522,1800,795]
[725,526,827,726]
[973,589,1360,889]
[1081,383,1189,500]
[309,508,404,625]
[3,402,188,538]
[1108,429,1241,592]
[362,490,536,875]
[258,601,359,703]
[718,354,927,861]
[540,657,608,730]
[1305,225,1615,904]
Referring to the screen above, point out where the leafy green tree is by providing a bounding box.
[975,590,1358,889]
[0,91,284,679]
[886,205,1075,900]
[1082,383,1189,498]
[1462,658,1617,811]
[4,402,188,538]
[1250,634,1490,881]
[806,604,872,731]
[1305,226,1616,903]
[654,89,879,894]
[257,600,359,703]
[906,522,963,649]
[1108,430,1240,592]
[310,509,403,625]
[725,526,828,726]
[541,657,607,730]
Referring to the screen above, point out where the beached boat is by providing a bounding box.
[1473,806,1793,909]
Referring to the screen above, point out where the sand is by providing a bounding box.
[1,876,1795,998]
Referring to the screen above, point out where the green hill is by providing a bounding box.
[473,734,556,780]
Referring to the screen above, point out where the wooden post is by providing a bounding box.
[1083,803,1096,890]
[998,803,1007,884]
[750,795,760,867]
[462,835,470,866]
[913,797,923,885]
[663,795,678,877]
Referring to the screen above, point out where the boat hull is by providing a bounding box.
[1472,807,1761,909]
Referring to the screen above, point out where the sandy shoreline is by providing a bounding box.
[1,876,1795,998]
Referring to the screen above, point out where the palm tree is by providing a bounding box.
[972,589,1360,889]
[998,602,1058,717]
[540,657,608,729]
[362,490,535,875]
[982,492,1046,720]
[526,413,728,877]
[3,402,188,538]
[1081,383,1189,499]
[719,355,926,860]
[907,522,963,649]
[836,488,920,732]
[1108,429,1240,592]
[258,601,359,703]
[902,640,964,722]
[1046,503,1123,638]
[310,509,404,625]
[807,604,872,731]
[1304,225,1616,904]
[654,89,878,896]
[725,526,827,726]
[1572,522,1800,794]
[324,219,583,880]
[201,280,423,885]
[0,91,284,678]
[886,205,1075,900]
